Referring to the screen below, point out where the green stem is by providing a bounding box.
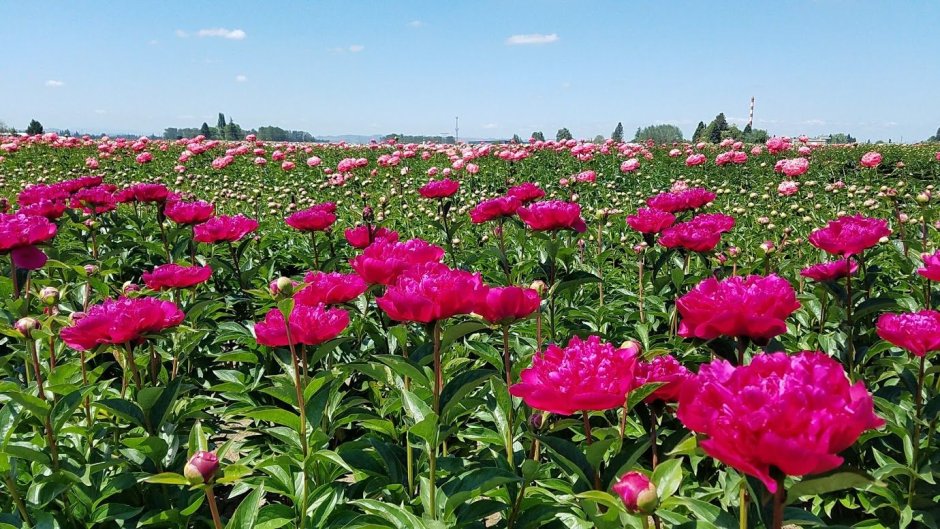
[4,474,30,526]
[124,342,143,391]
[739,480,749,529]
[502,324,514,463]
[772,477,786,529]
[284,322,308,529]
[908,354,927,505]
[205,486,224,529]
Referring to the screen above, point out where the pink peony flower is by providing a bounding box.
[350,238,445,285]
[0,213,58,269]
[860,151,882,168]
[475,286,540,324]
[193,214,259,243]
[677,274,800,344]
[647,188,716,213]
[517,200,587,233]
[254,303,349,347]
[165,198,215,225]
[510,335,639,415]
[295,271,368,306]
[419,178,460,199]
[876,310,940,357]
[800,259,858,282]
[143,264,212,290]
[808,215,890,257]
[507,182,545,204]
[60,297,185,350]
[677,352,883,493]
[626,208,676,234]
[658,213,734,253]
[377,262,487,323]
[344,225,399,249]
[285,205,336,232]
[469,196,522,224]
[917,251,940,281]
[634,354,693,403]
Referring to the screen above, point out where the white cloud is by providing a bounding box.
[802,119,827,126]
[175,29,188,38]
[408,20,424,28]
[348,44,365,53]
[483,123,498,129]
[235,74,247,82]
[45,80,64,87]
[506,33,559,45]
[190,28,246,40]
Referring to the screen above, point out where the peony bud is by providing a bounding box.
[122,281,140,294]
[529,280,547,294]
[84,264,98,276]
[183,451,219,484]
[917,193,930,204]
[39,286,60,306]
[613,471,659,514]
[15,317,40,338]
[271,276,295,297]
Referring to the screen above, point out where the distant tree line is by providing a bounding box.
[384,133,456,143]
[928,128,940,142]
[691,113,769,144]
[163,113,315,142]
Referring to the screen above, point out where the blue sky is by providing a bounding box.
[1,1,937,141]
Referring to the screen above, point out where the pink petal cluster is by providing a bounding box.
[677,274,800,344]
[377,262,486,323]
[876,310,940,357]
[476,286,540,324]
[418,178,460,199]
[808,215,890,257]
[658,213,734,252]
[626,208,675,234]
[350,238,445,285]
[143,264,212,290]
[60,297,185,350]
[510,335,639,415]
[517,200,587,233]
[255,303,349,346]
[469,196,522,224]
[344,225,399,249]
[678,352,883,492]
[295,271,368,306]
[646,188,716,213]
[194,214,259,243]
[800,259,858,282]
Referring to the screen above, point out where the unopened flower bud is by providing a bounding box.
[613,471,659,514]
[84,264,98,276]
[529,280,547,294]
[15,317,40,338]
[122,281,139,294]
[39,286,59,306]
[271,276,295,297]
[183,451,219,484]
[917,193,930,204]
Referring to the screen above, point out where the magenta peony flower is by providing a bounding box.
[917,251,940,282]
[350,238,444,285]
[60,297,184,350]
[344,225,399,249]
[507,182,545,204]
[193,214,259,243]
[517,200,587,233]
[876,310,940,357]
[634,354,693,403]
[658,213,734,253]
[626,207,676,234]
[254,303,349,347]
[19,199,68,220]
[860,151,882,168]
[612,472,659,514]
[677,352,883,493]
[475,286,540,324]
[510,335,639,415]
[646,188,716,213]
[685,153,706,167]
[164,197,215,225]
[119,183,170,203]
[143,264,212,291]
[677,274,800,345]
[285,205,337,232]
[469,196,522,224]
[808,215,890,257]
[800,259,858,282]
[0,213,58,269]
[72,185,117,214]
[295,271,368,306]
[418,178,460,199]
[377,262,486,323]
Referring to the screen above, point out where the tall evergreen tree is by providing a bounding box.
[531,131,545,141]
[611,122,624,142]
[511,134,522,143]
[200,122,212,139]
[692,121,706,142]
[708,113,729,143]
[26,119,43,135]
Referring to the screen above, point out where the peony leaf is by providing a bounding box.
[225,483,265,529]
[785,469,879,505]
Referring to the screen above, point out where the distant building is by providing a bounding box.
[806,135,829,146]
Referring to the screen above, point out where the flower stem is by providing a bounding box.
[736,337,748,366]
[4,473,30,526]
[650,405,659,469]
[844,267,856,379]
[9,254,19,300]
[310,232,319,270]
[638,256,646,324]
[739,480,749,529]
[284,322,308,529]
[205,486,224,529]
[772,477,786,529]
[502,324,514,463]
[582,411,601,490]
[432,320,442,414]
[908,354,927,505]
[124,342,143,391]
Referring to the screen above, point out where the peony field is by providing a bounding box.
[1,132,940,529]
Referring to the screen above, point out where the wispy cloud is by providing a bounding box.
[177,28,247,40]
[235,74,247,83]
[407,20,424,28]
[483,123,498,129]
[802,119,827,126]
[331,44,365,54]
[506,33,559,45]
[197,28,246,40]
[45,80,64,87]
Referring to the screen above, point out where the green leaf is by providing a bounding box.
[142,472,191,485]
[786,469,878,505]
[225,483,265,529]
[401,389,432,423]
[536,434,594,490]
[149,376,183,431]
[575,490,625,513]
[440,368,495,421]
[441,321,490,351]
[352,498,429,529]
[651,458,683,501]
[240,407,300,430]
[625,382,665,413]
[216,464,252,485]
[96,398,147,428]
